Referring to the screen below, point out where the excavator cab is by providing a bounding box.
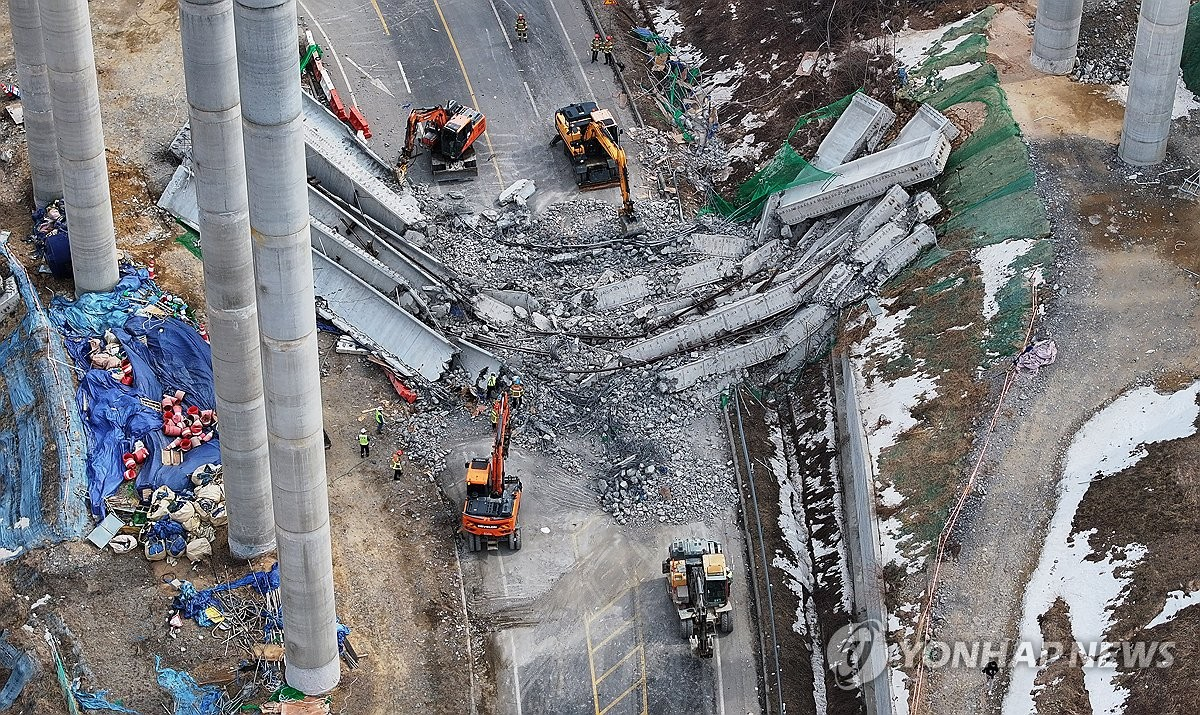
[402,100,487,182]
[663,538,734,656]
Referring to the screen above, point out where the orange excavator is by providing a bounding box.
[551,102,634,217]
[401,100,487,181]
[462,393,522,552]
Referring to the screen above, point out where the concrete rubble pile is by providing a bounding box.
[155,87,954,527]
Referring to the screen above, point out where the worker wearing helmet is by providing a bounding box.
[490,400,501,427]
[358,428,370,459]
[515,13,528,42]
[509,376,524,411]
[590,33,602,63]
[602,35,615,65]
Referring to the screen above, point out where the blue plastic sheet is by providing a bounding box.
[0,241,90,559]
[0,632,37,709]
[48,268,221,517]
[154,657,222,715]
[72,688,140,713]
[174,563,281,622]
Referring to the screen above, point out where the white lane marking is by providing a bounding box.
[452,544,478,715]
[344,55,394,97]
[297,0,359,107]
[714,636,727,715]
[522,81,541,119]
[545,0,597,104]
[498,555,524,715]
[395,60,413,94]
[487,0,514,50]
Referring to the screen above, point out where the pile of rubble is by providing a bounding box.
[1072,0,1138,85]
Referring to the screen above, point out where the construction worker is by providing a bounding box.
[490,400,501,427]
[509,376,524,411]
[358,428,370,459]
[515,13,528,42]
[486,371,498,399]
[590,33,602,63]
[374,407,386,434]
[391,449,405,481]
[602,35,615,65]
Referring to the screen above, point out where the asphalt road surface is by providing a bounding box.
[441,426,761,715]
[299,0,640,213]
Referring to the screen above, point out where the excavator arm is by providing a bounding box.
[489,394,512,498]
[583,123,634,217]
[402,106,449,162]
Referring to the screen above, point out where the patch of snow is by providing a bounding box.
[708,62,746,106]
[945,323,973,332]
[15,516,30,529]
[726,2,737,20]
[936,62,982,81]
[860,373,939,469]
[879,485,904,508]
[933,34,972,55]
[1003,382,1200,715]
[890,666,911,715]
[728,134,767,163]
[890,13,980,66]
[0,546,23,561]
[1146,589,1200,630]
[976,238,1037,323]
[740,111,765,130]
[1107,76,1200,119]
[649,6,684,39]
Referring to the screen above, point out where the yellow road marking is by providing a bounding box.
[369,0,390,34]
[598,680,642,715]
[586,588,631,625]
[590,620,633,652]
[595,645,640,685]
[584,613,602,715]
[429,0,505,185]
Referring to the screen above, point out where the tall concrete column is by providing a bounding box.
[233,0,340,695]
[1030,0,1085,74]
[180,0,276,559]
[8,0,63,208]
[1118,0,1190,165]
[38,0,118,293]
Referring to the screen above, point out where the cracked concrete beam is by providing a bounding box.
[740,239,782,279]
[813,93,897,170]
[676,259,734,291]
[594,275,652,311]
[688,233,749,259]
[889,102,960,148]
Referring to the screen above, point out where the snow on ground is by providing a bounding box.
[976,238,1038,323]
[649,6,684,39]
[890,13,979,66]
[890,666,911,715]
[1108,76,1200,119]
[1145,589,1200,630]
[936,62,981,81]
[1003,381,1200,715]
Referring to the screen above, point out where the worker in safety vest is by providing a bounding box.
[490,400,501,427]
[486,371,498,399]
[590,33,602,63]
[515,13,528,42]
[602,35,615,65]
[358,428,370,458]
[509,376,524,411]
[374,407,386,434]
[391,449,405,481]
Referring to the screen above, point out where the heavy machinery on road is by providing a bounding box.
[461,393,522,552]
[662,538,733,658]
[402,100,487,181]
[551,102,634,216]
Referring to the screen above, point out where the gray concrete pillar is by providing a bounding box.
[1119,0,1190,165]
[180,0,276,559]
[1030,0,1085,74]
[38,0,118,293]
[8,0,63,208]
[233,0,340,695]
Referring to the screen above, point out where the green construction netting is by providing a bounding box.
[633,29,705,142]
[705,91,859,220]
[1184,3,1200,94]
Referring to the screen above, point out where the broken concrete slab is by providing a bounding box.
[594,275,652,311]
[854,185,911,242]
[450,337,503,386]
[851,222,906,267]
[676,259,734,292]
[498,179,537,207]
[910,191,942,222]
[472,292,518,326]
[812,93,897,170]
[740,239,782,280]
[868,224,936,285]
[774,131,953,226]
[687,233,749,259]
[482,290,544,314]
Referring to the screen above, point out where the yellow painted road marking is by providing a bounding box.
[586,587,631,625]
[430,0,505,185]
[584,611,602,715]
[590,620,633,652]
[370,0,390,34]
[595,645,641,685]
[598,679,642,715]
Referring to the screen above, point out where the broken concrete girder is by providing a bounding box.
[661,304,834,391]
[593,275,652,311]
[498,179,536,207]
[309,218,433,320]
[853,185,910,242]
[482,289,543,314]
[774,130,953,226]
[866,224,937,285]
[812,93,897,171]
[851,222,906,267]
[312,252,455,381]
[688,233,749,259]
[620,279,808,363]
[740,239,782,280]
[889,102,960,148]
[676,259,734,292]
[911,191,942,222]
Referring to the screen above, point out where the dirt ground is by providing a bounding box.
[923,4,1200,714]
[0,0,476,709]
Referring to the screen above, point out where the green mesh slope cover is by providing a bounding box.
[1184,4,1200,94]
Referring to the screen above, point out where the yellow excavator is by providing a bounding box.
[662,538,733,658]
[551,102,635,217]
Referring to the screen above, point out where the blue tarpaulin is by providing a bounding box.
[72,688,140,713]
[48,267,221,517]
[0,240,90,560]
[154,657,222,715]
[174,563,281,622]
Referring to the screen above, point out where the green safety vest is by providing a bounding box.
[358,434,369,446]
